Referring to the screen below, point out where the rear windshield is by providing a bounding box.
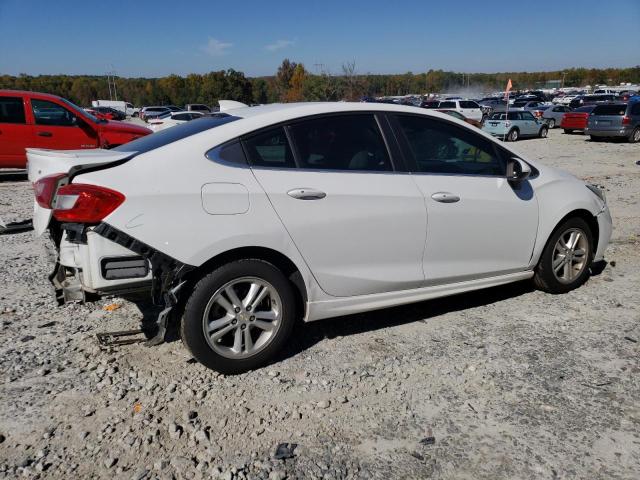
[512,101,528,107]
[574,106,595,113]
[113,115,240,154]
[592,105,627,116]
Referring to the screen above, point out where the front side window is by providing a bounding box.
[396,115,504,176]
[0,96,26,124]
[288,114,392,172]
[31,99,77,126]
[242,126,295,168]
[522,111,535,120]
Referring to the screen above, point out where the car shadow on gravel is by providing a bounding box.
[277,280,537,364]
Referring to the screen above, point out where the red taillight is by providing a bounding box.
[52,184,125,223]
[622,116,631,125]
[34,173,67,208]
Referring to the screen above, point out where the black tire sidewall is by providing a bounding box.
[509,129,518,141]
[181,259,296,374]
[536,217,594,293]
[539,126,548,138]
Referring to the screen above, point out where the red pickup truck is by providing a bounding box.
[0,90,151,169]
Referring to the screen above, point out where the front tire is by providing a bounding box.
[507,128,519,142]
[181,259,297,374]
[533,217,594,294]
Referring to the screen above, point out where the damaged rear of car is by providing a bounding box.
[27,115,239,308]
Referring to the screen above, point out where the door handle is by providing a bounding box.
[431,192,460,203]
[37,131,52,137]
[287,188,327,200]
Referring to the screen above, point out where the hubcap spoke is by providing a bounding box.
[232,327,243,353]
[207,313,234,333]
[243,328,254,352]
[225,286,243,309]
[252,320,275,332]
[215,296,234,314]
[254,310,277,321]
[210,323,235,341]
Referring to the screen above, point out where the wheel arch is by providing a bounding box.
[532,208,600,268]
[184,246,308,319]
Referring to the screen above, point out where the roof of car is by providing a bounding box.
[0,89,63,101]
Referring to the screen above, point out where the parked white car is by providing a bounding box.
[27,102,612,374]
[92,100,135,116]
[436,99,484,122]
[148,111,205,132]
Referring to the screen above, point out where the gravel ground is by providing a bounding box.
[1,129,639,480]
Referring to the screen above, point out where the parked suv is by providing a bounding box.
[436,99,484,122]
[27,103,611,373]
[585,102,640,142]
[0,90,151,168]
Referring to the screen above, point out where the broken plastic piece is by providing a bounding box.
[419,436,436,446]
[0,219,33,235]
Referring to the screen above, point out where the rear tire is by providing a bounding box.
[507,128,519,142]
[533,217,594,294]
[563,129,573,134]
[181,259,297,374]
[629,127,640,143]
[539,126,549,138]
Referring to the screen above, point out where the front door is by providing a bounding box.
[0,95,34,168]
[29,98,99,150]
[392,114,538,284]
[244,114,427,297]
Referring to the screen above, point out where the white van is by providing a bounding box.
[91,100,135,117]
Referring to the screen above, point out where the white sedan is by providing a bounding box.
[26,102,612,374]
[147,111,205,131]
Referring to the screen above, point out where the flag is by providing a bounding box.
[504,79,512,100]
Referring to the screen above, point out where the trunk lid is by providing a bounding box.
[27,148,135,235]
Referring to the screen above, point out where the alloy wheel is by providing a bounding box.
[202,277,282,359]
[551,228,589,284]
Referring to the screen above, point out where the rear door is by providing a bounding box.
[246,113,427,297]
[29,98,99,150]
[391,114,538,283]
[0,95,34,168]
[520,111,538,135]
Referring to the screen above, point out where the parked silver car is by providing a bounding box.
[542,105,572,128]
[585,102,640,142]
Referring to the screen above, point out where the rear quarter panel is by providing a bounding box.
[74,133,326,302]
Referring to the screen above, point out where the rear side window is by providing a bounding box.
[521,111,535,120]
[396,115,504,176]
[592,105,627,116]
[242,126,295,168]
[460,101,479,108]
[113,115,239,153]
[288,114,392,172]
[172,113,191,121]
[439,101,456,108]
[31,99,77,126]
[0,96,26,124]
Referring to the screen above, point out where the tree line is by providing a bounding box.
[1,62,638,107]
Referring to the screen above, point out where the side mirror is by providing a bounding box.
[506,157,531,184]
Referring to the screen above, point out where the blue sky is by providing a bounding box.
[1,0,638,77]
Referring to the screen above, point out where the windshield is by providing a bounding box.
[512,101,528,107]
[113,115,240,154]
[60,97,99,123]
[592,105,627,116]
